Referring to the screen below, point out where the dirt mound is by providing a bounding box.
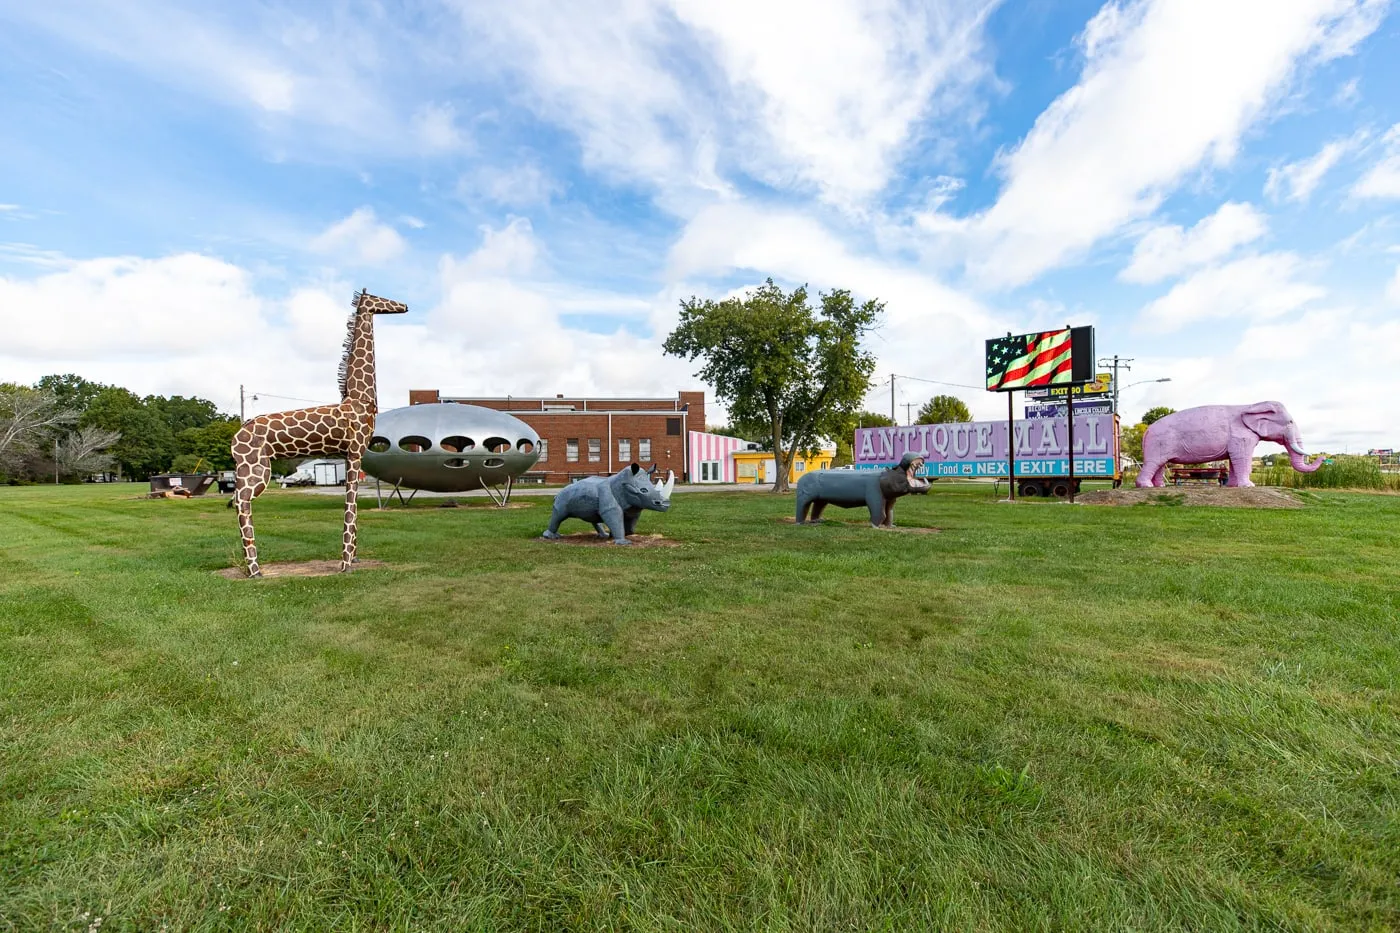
[1077,487,1304,508]
[536,533,681,548]
[215,559,389,579]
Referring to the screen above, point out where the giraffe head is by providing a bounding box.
[339,289,408,405]
[355,290,409,315]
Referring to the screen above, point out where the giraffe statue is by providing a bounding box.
[230,289,408,577]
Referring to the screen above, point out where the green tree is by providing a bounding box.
[664,278,881,492]
[36,374,107,415]
[1141,406,1175,426]
[916,394,971,425]
[81,388,175,478]
[830,411,896,465]
[1121,422,1147,466]
[176,419,241,471]
[148,395,222,434]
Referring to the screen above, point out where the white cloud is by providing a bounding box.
[1352,123,1400,199]
[460,163,563,208]
[967,0,1386,287]
[309,208,406,265]
[1121,202,1268,284]
[1386,264,1400,304]
[1265,134,1361,202]
[1136,252,1324,333]
[0,204,20,212]
[452,0,996,208]
[411,102,467,152]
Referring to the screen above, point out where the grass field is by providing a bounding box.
[2,483,1397,931]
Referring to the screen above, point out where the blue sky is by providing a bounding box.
[2,0,1398,450]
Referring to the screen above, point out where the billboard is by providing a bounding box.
[1025,372,1113,400]
[1025,399,1113,419]
[985,326,1095,392]
[853,415,1117,478]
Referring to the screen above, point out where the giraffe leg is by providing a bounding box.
[234,451,270,577]
[341,458,359,572]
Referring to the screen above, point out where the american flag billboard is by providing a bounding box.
[985,326,1095,392]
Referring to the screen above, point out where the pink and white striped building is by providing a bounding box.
[687,431,756,483]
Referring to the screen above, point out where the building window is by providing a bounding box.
[795,461,806,472]
[700,460,721,482]
[566,438,579,462]
[588,438,601,462]
[638,438,651,461]
[737,461,757,480]
[618,438,631,462]
[666,417,681,436]
[537,438,548,461]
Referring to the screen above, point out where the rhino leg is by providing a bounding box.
[599,503,630,544]
[623,509,640,536]
[593,523,610,539]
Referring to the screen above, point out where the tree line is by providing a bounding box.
[0,374,241,484]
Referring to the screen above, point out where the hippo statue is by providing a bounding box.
[795,452,929,527]
[541,464,674,544]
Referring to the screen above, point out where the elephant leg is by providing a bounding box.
[1225,440,1257,487]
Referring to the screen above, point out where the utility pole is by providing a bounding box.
[240,384,246,422]
[890,374,897,423]
[903,402,917,423]
[1098,355,1132,416]
[55,438,60,485]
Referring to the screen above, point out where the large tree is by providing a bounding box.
[664,278,881,492]
[81,388,176,479]
[57,426,121,479]
[916,394,971,425]
[1141,406,1175,425]
[830,411,896,465]
[0,385,77,475]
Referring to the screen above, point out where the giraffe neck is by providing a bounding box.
[340,308,378,411]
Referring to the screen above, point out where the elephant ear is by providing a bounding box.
[1240,401,1288,440]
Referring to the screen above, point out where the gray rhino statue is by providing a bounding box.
[795,452,929,527]
[541,464,675,544]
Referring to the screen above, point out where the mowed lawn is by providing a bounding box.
[1,483,1397,932]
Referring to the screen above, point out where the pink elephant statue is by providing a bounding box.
[1136,401,1325,488]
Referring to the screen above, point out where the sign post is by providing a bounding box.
[1066,384,1076,503]
[1007,390,1016,500]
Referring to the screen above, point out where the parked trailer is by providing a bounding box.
[851,413,1121,498]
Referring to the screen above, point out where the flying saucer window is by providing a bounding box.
[368,436,391,453]
[484,458,506,468]
[516,438,535,454]
[440,436,474,453]
[483,436,510,453]
[398,435,432,453]
[444,458,469,468]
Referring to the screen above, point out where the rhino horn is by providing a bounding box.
[660,470,675,500]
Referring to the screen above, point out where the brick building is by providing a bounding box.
[408,389,706,484]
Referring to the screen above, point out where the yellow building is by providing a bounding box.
[732,447,835,484]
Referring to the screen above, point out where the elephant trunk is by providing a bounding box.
[1285,426,1324,473]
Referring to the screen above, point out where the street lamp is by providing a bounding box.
[1116,377,1170,418]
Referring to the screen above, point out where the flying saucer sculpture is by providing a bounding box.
[362,403,541,505]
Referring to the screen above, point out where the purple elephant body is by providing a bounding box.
[1136,401,1324,488]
